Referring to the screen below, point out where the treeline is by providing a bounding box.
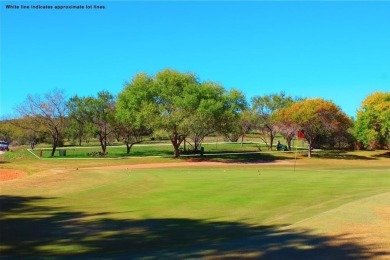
[1,69,389,157]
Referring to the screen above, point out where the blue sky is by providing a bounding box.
[1,1,389,118]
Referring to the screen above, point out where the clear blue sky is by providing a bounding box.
[1,1,389,118]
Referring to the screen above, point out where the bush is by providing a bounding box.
[87,151,108,157]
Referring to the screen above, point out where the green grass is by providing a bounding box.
[27,142,273,159]
[0,149,389,258]
[27,141,308,160]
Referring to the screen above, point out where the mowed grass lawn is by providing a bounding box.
[29,141,269,159]
[0,149,389,258]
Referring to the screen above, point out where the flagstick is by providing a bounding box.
[294,137,298,173]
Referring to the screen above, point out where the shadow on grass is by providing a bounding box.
[118,150,173,158]
[1,195,386,259]
[311,151,377,160]
[187,152,296,164]
[373,151,390,159]
[41,149,174,159]
[0,160,10,164]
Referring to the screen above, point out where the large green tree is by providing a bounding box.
[219,93,251,146]
[354,91,390,149]
[67,96,95,146]
[116,73,155,154]
[251,92,294,150]
[278,98,351,157]
[152,69,201,157]
[68,91,116,154]
[185,82,223,152]
[187,83,247,151]
[116,69,246,157]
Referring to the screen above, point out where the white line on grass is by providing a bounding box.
[27,149,42,159]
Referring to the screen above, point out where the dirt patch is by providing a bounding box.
[80,160,293,171]
[0,169,28,182]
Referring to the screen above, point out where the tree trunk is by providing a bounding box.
[78,135,82,146]
[172,142,180,158]
[270,135,274,151]
[193,136,203,152]
[287,138,292,151]
[51,135,58,157]
[170,133,181,158]
[185,140,195,152]
[307,141,312,158]
[126,142,135,154]
[241,135,244,147]
[259,135,269,150]
[99,134,107,154]
[126,142,130,154]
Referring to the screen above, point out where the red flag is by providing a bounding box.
[297,131,305,139]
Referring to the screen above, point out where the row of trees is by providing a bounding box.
[1,69,389,157]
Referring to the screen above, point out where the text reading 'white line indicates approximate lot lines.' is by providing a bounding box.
[5,5,106,10]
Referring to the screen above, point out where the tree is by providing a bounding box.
[187,83,247,151]
[87,91,116,154]
[315,128,355,150]
[14,89,67,156]
[116,69,247,157]
[0,120,18,143]
[186,82,224,151]
[278,98,352,158]
[1,117,49,146]
[354,91,390,149]
[272,107,300,151]
[67,96,94,146]
[251,92,294,150]
[68,91,116,154]
[151,69,201,157]
[116,73,155,154]
[218,93,250,146]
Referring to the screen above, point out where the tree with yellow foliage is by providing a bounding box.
[354,91,390,149]
[275,98,351,157]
